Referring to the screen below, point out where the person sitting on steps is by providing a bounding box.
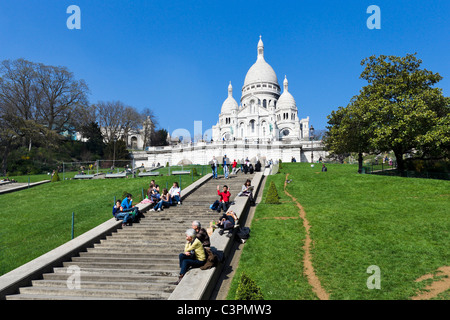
[217,210,238,237]
[174,228,206,285]
[112,200,131,226]
[169,181,182,205]
[151,188,172,212]
[192,220,210,248]
[238,178,255,205]
[216,185,231,213]
[121,193,141,222]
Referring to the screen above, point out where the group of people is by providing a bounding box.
[147,180,182,212]
[210,156,262,179]
[112,175,256,286]
[111,179,182,226]
[112,193,144,226]
[175,208,240,285]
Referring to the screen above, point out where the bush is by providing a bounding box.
[192,168,198,176]
[236,272,264,300]
[265,181,280,204]
[51,171,60,182]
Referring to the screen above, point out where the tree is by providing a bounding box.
[324,98,373,173]
[326,53,449,172]
[265,181,280,204]
[34,62,90,134]
[151,128,169,147]
[95,101,142,145]
[0,58,89,174]
[80,121,105,157]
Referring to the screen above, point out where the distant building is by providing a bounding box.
[212,36,310,143]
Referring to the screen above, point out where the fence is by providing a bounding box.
[362,162,449,181]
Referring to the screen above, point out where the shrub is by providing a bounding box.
[51,171,60,182]
[265,181,280,204]
[192,168,198,176]
[236,272,264,300]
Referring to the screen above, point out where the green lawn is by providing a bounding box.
[0,174,202,275]
[228,163,449,300]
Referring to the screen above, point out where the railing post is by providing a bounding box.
[71,212,74,240]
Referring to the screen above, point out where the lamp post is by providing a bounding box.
[310,125,314,163]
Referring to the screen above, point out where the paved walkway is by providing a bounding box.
[0,180,50,195]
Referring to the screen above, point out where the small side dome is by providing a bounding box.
[221,81,239,113]
[277,76,296,109]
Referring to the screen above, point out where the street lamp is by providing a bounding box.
[310,125,314,164]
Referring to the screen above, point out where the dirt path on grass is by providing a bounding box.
[411,266,450,300]
[284,174,329,300]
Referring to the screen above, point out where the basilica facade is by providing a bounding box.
[212,36,311,143]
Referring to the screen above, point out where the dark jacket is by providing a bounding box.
[196,227,211,248]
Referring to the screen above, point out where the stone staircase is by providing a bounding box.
[6,174,254,300]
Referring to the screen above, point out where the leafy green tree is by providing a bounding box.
[80,121,105,157]
[325,98,372,173]
[326,53,449,172]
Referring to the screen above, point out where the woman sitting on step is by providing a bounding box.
[237,179,255,205]
[150,188,172,212]
[174,228,206,285]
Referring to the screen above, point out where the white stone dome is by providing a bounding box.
[221,82,238,113]
[277,76,296,109]
[243,36,279,87]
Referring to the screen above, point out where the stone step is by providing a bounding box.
[43,271,177,283]
[31,279,176,293]
[98,238,183,245]
[6,293,130,300]
[86,246,181,254]
[71,256,179,265]
[62,261,179,271]
[16,286,169,300]
[78,251,176,259]
[53,267,179,277]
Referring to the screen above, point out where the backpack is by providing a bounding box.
[236,227,251,243]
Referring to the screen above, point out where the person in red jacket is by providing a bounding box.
[217,185,231,213]
[231,159,238,174]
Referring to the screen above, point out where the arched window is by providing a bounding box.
[263,99,267,108]
[250,120,255,133]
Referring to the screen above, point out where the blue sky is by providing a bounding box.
[0,0,449,137]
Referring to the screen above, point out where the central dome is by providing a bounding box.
[243,36,279,87]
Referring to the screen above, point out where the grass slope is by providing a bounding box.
[0,175,200,275]
[228,163,449,300]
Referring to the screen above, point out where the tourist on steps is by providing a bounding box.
[112,200,131,226]
[169,181,182,205]
[216,185,231,213]
[174,228,206,285]
[192,220,210,248]
[151,188,172,212]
